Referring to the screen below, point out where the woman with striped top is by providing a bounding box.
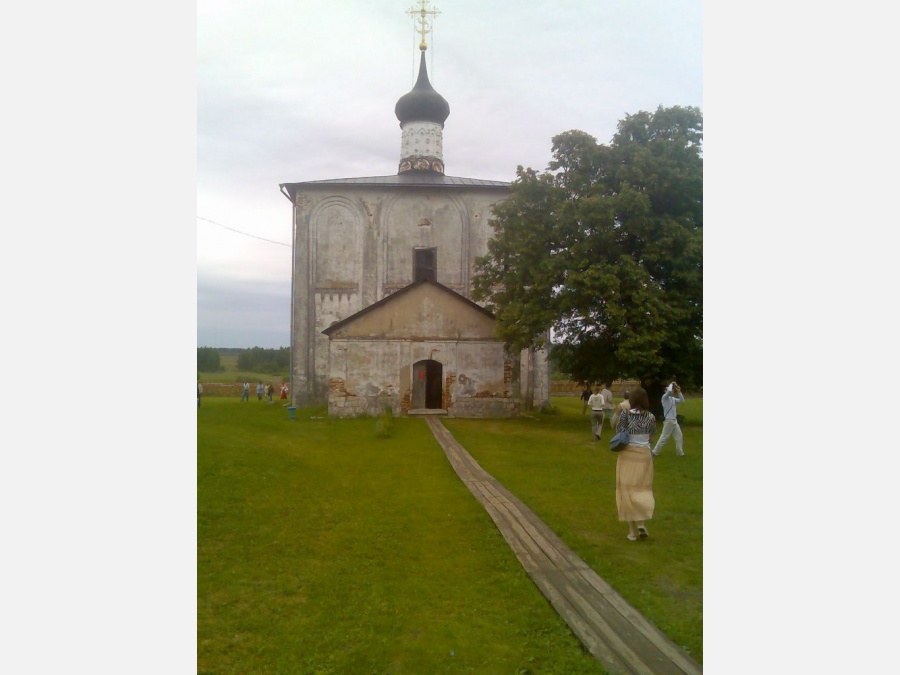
[614,386,657,541]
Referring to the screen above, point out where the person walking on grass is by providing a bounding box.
[580,385,592,415]
[652,382,686,457]
[240,382,250,402]
[600,383,614,428]
[611,390,631,430]
[614,386,656,541]
[256,382,264,401]
[588,387,606,440]
[197,381,203,408]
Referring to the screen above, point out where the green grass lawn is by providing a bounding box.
[199,400,610,674]
[443,396,703,662]
[198,396,702,673]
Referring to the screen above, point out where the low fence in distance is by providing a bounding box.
[201,380,690,399]
[199,383,286,398]
[550,380,640,397]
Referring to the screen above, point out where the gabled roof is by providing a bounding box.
[279,173,509,202]
[322,279,495,338]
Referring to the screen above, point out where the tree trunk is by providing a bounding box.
[523,347,534,412]
[643,380,666,421]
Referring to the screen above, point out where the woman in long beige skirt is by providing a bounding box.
[614,387,657,541]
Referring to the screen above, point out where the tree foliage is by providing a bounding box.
[237,346,290,374]
[473,106,703,405]
[197,347,222,372]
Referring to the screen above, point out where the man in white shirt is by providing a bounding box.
[600,383,614,428]
[587,386,606,440]
[652,382,685,456]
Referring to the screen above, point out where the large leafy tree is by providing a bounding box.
[197,347,222,372]
[473,105,702,414]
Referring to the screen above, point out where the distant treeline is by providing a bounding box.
[198,347,290,373]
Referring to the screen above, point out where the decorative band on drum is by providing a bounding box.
[399,157,444,174]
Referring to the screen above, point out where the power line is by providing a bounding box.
[198,216,291,247]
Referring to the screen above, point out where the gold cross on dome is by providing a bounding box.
[406,0,440,51]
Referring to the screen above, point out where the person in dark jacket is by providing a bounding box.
[580,386,593,415]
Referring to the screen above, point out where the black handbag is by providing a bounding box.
[610,430,630,452]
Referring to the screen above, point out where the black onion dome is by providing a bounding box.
[394,51,450,127]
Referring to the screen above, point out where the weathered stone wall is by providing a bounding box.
[291,184,509,407]
[447,397,520,418]
[326,336,515,418]
[328,376,399,417]
[517,344,551,409]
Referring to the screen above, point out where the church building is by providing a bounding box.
[279,3,549,417]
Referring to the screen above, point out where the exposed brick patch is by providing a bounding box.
[401,389,411,413]
[329,378,356,397]
[443,372,456,410]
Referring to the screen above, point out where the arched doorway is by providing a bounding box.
[412,359,443,409]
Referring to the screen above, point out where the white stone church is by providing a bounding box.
[279,13,549,418]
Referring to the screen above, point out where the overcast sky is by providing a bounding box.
[197,0,703,348]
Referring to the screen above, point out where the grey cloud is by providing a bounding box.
[197,275,290,348]
[197,0,702,348]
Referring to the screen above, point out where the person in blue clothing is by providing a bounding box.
[256,382,265,401]
[651,382,685,457]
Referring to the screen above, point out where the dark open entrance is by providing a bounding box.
[412,359,443,409]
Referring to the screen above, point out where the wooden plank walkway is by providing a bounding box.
[425,417,702,675]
